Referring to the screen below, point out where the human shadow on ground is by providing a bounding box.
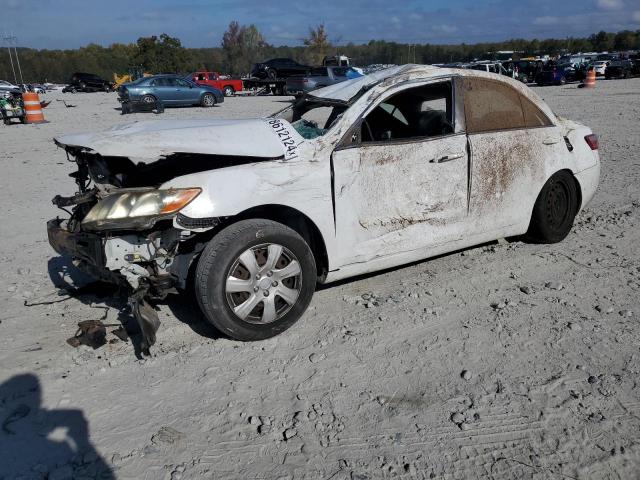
[0,373,114,479]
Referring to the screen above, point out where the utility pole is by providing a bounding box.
[2,33,23,84]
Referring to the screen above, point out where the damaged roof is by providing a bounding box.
[309,64,441,102]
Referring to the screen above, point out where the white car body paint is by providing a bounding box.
[54,65,600,285]
[56,118,304,160]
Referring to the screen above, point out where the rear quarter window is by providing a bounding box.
[520,95,553,128]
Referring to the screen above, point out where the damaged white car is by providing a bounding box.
[48,65,600,351]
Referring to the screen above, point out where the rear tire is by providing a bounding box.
[223,86,234,96]
[195,219,316,341]
[267,69,277,80]
[526,171,578,244]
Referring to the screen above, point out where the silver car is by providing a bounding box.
[285,66,362,96]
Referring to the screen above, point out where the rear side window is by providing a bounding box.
[461,78,525,133]
[311,67,328,76]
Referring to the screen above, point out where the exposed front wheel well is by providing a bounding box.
[232,205,329,281]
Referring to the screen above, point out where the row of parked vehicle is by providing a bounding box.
[439,53,640,86]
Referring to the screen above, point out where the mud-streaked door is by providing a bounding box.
[332,130,469,268]
[459,77,564,234]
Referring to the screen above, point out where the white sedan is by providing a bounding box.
[48,65,600,351]
[591,61,610,76]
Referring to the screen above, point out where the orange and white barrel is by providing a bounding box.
[22,92,46,123]
[583,69,596,88]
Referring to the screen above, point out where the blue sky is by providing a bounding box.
[3,0,639,49]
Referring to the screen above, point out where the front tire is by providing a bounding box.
[195,219,317,340]
[201,92,215,107]
[141,94,156,105]
[526,171,579,243]
[223,86,234,96]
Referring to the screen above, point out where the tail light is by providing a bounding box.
[584,133,598,150]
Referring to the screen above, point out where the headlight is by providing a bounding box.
[82,188,201,231]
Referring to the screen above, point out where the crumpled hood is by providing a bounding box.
[54,118,304,160]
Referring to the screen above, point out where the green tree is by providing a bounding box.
[589,31,615,52]
[221,21,268,75]
[303,24,331,64]
[134,33,192,73]
[613,30,637,51]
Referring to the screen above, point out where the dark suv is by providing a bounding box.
[66,72,114,92]
[605,60,636,79]
[250,58,309,80]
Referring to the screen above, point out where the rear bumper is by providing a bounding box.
[574,163,600,212]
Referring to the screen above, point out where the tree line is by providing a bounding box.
[1,24,638,84]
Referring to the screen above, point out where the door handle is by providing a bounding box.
[543,137,560,145]
[430,153,464,163]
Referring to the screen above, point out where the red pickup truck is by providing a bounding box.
[190,71,243,96]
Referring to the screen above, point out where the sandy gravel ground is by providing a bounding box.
[0,79,639,480]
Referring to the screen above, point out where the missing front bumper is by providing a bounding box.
[47,218,165,354]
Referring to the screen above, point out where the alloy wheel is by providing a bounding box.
[203,94,214,106]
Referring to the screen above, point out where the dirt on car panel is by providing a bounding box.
[470,132,544,215]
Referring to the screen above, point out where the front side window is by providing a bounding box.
[361,81,454,142]
[175,79,190,87]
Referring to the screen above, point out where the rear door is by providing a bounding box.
[331,79,470,267]
[150,78,177,103]
[460,77,566,235]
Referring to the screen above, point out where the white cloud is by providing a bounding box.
[597,0,623,10]
[533,16,560,25]
[633,10,640,21]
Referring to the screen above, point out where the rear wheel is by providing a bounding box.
[558,76,566,85]
[223,86,234,96]
[201,92,215,107]
[526,171,578,243]
[267,69,277,80]
[195,219,316,340]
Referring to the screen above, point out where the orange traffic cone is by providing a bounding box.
[22,92,47,123]
[582,69,596,88]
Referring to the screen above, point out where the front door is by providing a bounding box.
[173,78,198,103]
[331,79,469,267]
